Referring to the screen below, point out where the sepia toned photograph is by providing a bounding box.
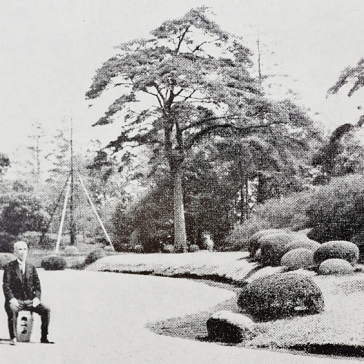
[1,1,364,363]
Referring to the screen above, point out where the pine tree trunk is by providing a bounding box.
[173,166,187,252]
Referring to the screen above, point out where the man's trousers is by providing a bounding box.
[4,299,50,340]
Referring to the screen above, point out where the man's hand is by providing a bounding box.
[9,298,19,311]
[32,298,40,307]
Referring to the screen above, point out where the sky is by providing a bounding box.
[1,0,364,161]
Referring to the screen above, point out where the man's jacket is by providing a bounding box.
[2,260,41,302]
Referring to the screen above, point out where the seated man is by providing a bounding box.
[3,241,53,345]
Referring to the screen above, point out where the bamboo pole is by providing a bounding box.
[77,173,115,251]
[55,177,71,253]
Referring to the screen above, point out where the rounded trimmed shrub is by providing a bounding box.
[280,248,315,270]
[318,258,355,275]
[41,255,67,271]
[259,233,295,266]
[84,248,107,266]
[0,253,16,269]
[64,246,79,256]
[189,244,200,253]
[248,229,284,257]
[313,241,359,266]
[237,273,324,321]
[284,238,320,252]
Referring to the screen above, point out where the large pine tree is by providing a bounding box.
[86,7,317,250]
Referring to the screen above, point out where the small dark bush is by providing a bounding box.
[280,248,315,270]
[248,229,285,257]
[318,258,355,275]
[0,232,17,253]
[0,253,16,269]
[189,244,200,252]
[41,255,67,271]
[313,241,359,266]
[259,233,295,266]
[84,248,107,266]
[237,273,324,321]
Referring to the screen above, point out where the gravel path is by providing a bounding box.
[0,270,361,364]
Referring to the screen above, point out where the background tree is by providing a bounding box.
[312,122,364,182]
[0,180,49,236]
[86,7,317,251]
[0,153,10,177]
[328,58,364,98]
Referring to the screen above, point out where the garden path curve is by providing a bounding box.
[0,270,360,364]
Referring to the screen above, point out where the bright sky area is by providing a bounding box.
[1,0,363,159]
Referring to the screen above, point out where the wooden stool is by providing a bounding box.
[17,311,33,342]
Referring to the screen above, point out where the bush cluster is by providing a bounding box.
[248,229,286,257]
[238,273,324,321]
[259,233,296,266]
[227,174,364,251]
[313,241,359,265]
[41,255,67,271]
[84,249,107,266]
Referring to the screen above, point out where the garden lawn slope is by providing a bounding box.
[85,252,259,283]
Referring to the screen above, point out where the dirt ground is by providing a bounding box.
[0,269,362,364]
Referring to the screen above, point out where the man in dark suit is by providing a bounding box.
[3,241,52,345]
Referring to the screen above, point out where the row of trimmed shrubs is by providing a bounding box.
[236,229,362,321]
[40,248,108,270]
[0,248,108,271]
[247,229,360,275]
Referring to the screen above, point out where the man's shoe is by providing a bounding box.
[41,338,54,344]
[10,338,17,346]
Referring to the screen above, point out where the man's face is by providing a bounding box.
[14,243,28,262]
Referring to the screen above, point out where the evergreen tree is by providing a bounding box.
[86,7,321,251]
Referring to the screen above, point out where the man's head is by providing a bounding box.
[14,241,28,262]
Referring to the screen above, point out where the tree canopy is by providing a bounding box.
[86,7,321,250]
[328,58,364,97]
